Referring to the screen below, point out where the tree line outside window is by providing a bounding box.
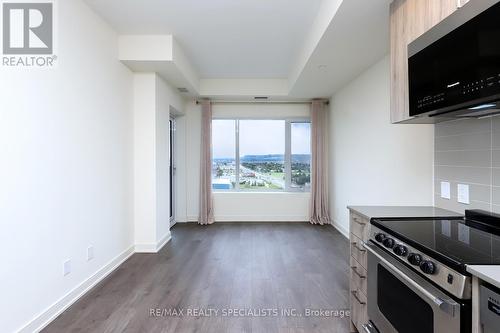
[212,119,311,192]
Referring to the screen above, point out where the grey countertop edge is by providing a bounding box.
[347,205,463,221]
[466,265,500,289]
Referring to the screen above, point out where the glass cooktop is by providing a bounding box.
[372,214,500,272]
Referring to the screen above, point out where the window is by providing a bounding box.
[212,120,236,190]
[291,122,311,191]
[212,119,311,192]
[239,120,285,190]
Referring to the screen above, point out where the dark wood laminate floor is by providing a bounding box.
[44,223,350,333]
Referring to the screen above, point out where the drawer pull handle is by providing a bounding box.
[351,266,366,279]
[351,291,366,305]
[351,242,366,253]
[353,217,367,225]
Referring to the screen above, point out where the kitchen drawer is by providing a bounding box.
[350,233,367,269]
[350,256,367,296]
[350,288,368,333]
[350,212,370,242]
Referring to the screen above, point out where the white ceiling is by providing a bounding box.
[289,0,391,98]
[85,0,391,99]
[85,0,323,79]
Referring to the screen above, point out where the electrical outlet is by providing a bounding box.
[87,246,94,261]
[457,184,470,204]
[440,181,451,199]
[63,260,71,276]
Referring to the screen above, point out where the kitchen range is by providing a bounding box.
[350,1,500,329]
[361,210,500,333]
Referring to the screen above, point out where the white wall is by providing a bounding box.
[178,101,311,222]
[155,75,185,240]
[133,74,157,247]
[212,192,309,221]
[183,101,202,220]
[173,113,188,222]
[0,0,134,332]
[133,73,184,250]
[212,103,310,119]
[329,56,434,236]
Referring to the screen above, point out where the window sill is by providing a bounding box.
[213,191,310,195]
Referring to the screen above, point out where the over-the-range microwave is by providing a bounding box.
[408,0,500,120]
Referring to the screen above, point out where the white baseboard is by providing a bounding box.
[156,232,171,252]
[19,246,135,333]
[332,220,350,239]
[19,218,338,332]
[20,233,172,332]
[134,233,171,253]
[215,215,309,222]
[174,215,188,223]
[187,215,309,222]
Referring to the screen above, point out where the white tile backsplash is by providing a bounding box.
[434,117,497,213]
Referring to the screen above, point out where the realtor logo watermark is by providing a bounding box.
[1,0,57,67]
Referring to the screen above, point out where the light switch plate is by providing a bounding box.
[457,184,470,204]
[87,246,94,261]
[63,260,71,276]
[440,181,451,199]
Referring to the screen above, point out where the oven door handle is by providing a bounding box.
[362,322,379,333]
[364,242,459,317]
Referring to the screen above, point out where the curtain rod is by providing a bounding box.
[195,100,329,105]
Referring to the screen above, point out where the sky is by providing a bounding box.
[291,122,311,154]
[212,120,311,158]
[213,120,236,158]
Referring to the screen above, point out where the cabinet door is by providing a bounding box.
[407,0,458,43]
[390,0,408,123]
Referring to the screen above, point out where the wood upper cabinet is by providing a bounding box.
[390,0,460,123]
[390,0,408,124]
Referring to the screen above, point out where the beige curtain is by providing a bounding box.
[199,100,215,225]
[310,100,331,225]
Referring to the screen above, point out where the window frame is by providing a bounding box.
[212,117,311,193]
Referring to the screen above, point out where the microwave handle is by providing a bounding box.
[364,242,458,316]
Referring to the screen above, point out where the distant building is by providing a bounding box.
[242,172,256,177]
[212,178,232,190]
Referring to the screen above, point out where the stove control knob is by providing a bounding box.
[382,238,395,249]
[375,233,386,243]
[420,261,436,275]
[393,245,408,257]
[407,253,422,266]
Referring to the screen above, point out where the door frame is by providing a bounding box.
[169,117,176,227]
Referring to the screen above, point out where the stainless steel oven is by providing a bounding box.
[364,241,468,333]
